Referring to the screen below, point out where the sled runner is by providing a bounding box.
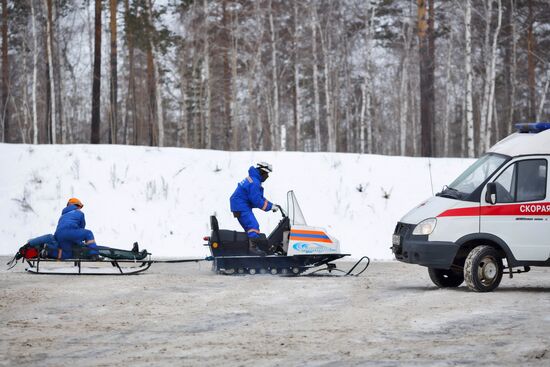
[204,191,370,276]
[25,257,153,275]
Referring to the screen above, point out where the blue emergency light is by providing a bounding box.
[515,122,550,133]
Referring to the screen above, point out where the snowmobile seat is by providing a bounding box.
[211,229,268,256]
[209,215,271,256]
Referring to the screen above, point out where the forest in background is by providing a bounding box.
[1,0,549,157]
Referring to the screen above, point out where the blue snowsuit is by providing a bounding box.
[54,205,98,259]
[28,234,59,258]
[230,167,273,238]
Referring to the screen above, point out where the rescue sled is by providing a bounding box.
[8,242,207,275]
[204,191,369,276]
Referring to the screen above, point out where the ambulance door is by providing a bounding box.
[480,158,550,261]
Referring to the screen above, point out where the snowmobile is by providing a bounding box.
[204,191,369,275]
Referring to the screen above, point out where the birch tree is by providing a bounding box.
[484,0,502,150]
[44,0,56,143]
[310,4,321,151]
[360,1,376,154]
[268,0,281,150]
[319,14,334,152]
[465,0,475,157]
[293,0,302,151]
[31,0,38,144]
[146,0,164,147]
[203,0,211,149]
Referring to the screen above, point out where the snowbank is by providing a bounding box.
[0,144,473,259]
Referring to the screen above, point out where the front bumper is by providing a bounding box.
[392,222,459,269]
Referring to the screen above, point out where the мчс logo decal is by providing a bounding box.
[292,242,336,254]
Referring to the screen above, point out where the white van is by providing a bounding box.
[392,123,550,292]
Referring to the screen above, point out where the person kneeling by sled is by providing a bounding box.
[54,198,100,260]
[230,162,279,256]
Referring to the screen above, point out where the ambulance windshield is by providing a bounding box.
[445,154,508,197]
[287,191,307,226]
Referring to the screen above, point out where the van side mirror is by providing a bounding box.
[485,183,497,205]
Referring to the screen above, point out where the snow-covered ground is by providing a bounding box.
[0,144,473,259]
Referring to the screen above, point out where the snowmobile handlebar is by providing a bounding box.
[275,204,286,218]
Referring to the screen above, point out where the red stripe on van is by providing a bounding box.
[438,202,550,217]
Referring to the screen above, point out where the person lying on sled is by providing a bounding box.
[26,234,59,258]
[54,197,99,260]
[230,162,279,256]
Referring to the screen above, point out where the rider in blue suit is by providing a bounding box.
[54,198,99,259]
[230,162,278,255]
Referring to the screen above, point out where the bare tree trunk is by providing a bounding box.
[443,33,453,157]
[293,0,302,151]
[508,0,517,135]
[465,0,475,157]
[43,0,57,144]
[124,0,136,145]
[485,0,502,150]
[503,0,515,139]
[31,0,39,144]
[91,0,102,144]
[359,84,367,154]
[537,71,550,121]
[311,5,321,151]
[109,0,118,144]
[269,0,281,150]
[22,44,30,143]
[1,0,8,142]
[479,0,493,149]
[527,0,536,120]
[203,0,211,149]
[221,0,232,150]
[52,2,65,144]
[230,10,239,151]
[399,19,412,156]
[319,21,334,152]
[417,0,434,157]
[146,0,163,147]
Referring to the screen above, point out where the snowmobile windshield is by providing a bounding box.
[440,153,509,200]
[287,191,307,226]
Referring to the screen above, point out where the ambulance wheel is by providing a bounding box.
[428,267,464,288]
[464,245,503,292]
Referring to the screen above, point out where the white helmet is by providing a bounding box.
[256,162,273,174]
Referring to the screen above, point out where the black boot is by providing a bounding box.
[248,238,266,256]
[132,242,139,253]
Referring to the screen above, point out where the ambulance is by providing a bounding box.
[392,122,550,292]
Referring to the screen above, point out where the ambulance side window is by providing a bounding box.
[493,159,547,203]
[493,164,516,203]
[516,160,547,202]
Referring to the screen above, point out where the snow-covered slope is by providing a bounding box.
[0,144,473,259]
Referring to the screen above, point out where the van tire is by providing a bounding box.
[464,245,503,292]
[428,267,464,288]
